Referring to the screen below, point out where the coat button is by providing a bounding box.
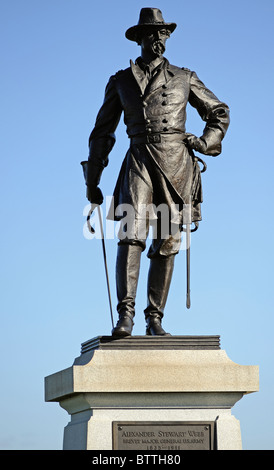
[162,92,167,97]
[162,101,167,106]
[162,118,168,123]
[163,127,168,132]
[162,84,167,89]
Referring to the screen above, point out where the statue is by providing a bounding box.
[82,8,230,337]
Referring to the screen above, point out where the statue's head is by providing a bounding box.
[125,8,176,58]
[137,26,171,59]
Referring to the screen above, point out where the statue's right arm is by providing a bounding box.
[86,76,123,203]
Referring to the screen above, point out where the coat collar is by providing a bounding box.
[130,57,175,96]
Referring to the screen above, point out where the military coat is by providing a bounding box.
[87,58,229,226]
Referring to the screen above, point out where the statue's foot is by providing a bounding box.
[145,315,170,336]
[112,314,134,337]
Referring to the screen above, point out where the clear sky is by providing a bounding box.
[1,0,274,450]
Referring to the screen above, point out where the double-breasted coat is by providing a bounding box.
[87,58,229,243]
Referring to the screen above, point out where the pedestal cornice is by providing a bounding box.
[44,335,259,402]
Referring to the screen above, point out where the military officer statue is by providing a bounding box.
[84,8,230,337]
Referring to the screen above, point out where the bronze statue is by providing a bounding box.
[83,8,230,337]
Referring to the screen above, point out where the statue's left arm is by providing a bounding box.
[186,71,230,156]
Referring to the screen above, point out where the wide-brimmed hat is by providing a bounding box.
[125,8,177,42]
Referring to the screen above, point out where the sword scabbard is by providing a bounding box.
[186,222,191,309]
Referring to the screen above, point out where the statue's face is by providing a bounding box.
[139,27,170,58]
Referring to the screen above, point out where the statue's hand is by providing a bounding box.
[184,133,207,154]
[86,185,104,205]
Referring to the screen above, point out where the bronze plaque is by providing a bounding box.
[112,421,215,450]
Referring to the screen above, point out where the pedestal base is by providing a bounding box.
[45,336,259,450]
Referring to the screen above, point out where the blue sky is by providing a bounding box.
[1,0,274,450]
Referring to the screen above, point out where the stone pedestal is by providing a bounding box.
[44,336,259,450]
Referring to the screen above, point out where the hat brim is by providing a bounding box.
[125,22,177,42]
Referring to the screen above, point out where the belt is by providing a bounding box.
[131,133,186,145]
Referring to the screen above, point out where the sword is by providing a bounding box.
[182,197,199,309]
[81,161,114,329]
[185,220,199,309]
[186,219,191,309]
[182,153,206,309]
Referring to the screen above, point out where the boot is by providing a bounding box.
[111,312,134,337]
[146,313,168,336]
[144,255,175,336]
[112,243,143,337]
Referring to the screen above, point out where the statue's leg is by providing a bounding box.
[144,253,175,336]
[111,157,151,337]
[112,242,144,337]
[144,219,181,336]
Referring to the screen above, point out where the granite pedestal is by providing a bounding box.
[44,336,259,450]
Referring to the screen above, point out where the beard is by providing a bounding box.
[152,40,166,57]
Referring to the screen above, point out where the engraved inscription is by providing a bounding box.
[113,421,214,450]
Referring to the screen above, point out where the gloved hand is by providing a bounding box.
[184,133,207,154]
[86,185,104,205]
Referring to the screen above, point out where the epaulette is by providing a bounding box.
[181,67,191,72]
[114,69,126,78]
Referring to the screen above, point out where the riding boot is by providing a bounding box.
[112,243,143,337]
[144,254,175,335]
